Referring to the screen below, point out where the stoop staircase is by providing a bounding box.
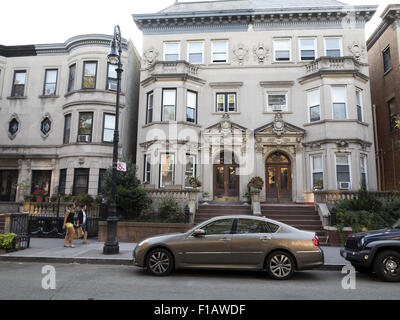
[195,203,327,244]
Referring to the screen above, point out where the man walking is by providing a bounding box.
[77,204,88,244]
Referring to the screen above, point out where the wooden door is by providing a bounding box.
[214,165,239,201]
[265,152,292,203]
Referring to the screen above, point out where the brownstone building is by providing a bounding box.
[368,4,400,191]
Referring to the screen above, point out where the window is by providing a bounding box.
[212,41,228,63]
[11,70,26,97]
[77,112,93,143]
[188,42,204,64]
[146,91,153,124]
[311,155,324,190]
[9,118,19,136]
[267,93,288,112]
[299,39,316,61]
[186,90,197,123]
[356,90,363,122]
[331,86,347,120]
[73,168,89,196]
[82,61,97,89]
[336,155,351,189]
[383,47,392,73]
[144,155,151,183]
[159,154,175,188]
[273,39,291,61]
[31,170,52,195]
[106,63,118,91]
[58,169,67,195]
[103,113,115,143]
[162,89,176,121]
[216,93,237,112]
[67,64,76,92]
[235,219,268,234]
[203,219,234,235]
[40,117,51,135]
[63,114,71,144]
[43,69,58,96]
[185,154,196,188]
[388,99,397,131]
[267,222,280,233]
[325,38,342,57]
[98,169,107,195]
[308,89,320,122]
[164,42,180,61]
[360,156,367,189]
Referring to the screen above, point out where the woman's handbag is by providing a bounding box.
[73,226,83,239]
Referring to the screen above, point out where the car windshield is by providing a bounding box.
[393,219,400,229]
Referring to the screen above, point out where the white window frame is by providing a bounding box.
[307,88,321,122]
[211,40,229,64]
[187,41,204,65]
[186,90,198,123]
[299,38,317,61]
[184,154,197,188]
[360,155,368,190]
[159,153,175,188]
[146,91,154,124]
[216,92,237,113]
[310,155,324,190]
[144,154,151,183]
[331,86,347,120]
[356,89,364,122]
[273,38,292,62]
[266,92,289,112]
[335,154,352,190]
[162,88,177,122]
[324,37,343,57]
[163,42,181,61]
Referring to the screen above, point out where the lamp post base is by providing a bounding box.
[103,241,120,255]
[103,215,120,255]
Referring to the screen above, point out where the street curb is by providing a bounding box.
[0,256,133,266]
[0,255,346,270]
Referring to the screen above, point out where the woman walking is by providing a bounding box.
[63,202,76,248]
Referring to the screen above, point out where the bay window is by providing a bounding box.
[162,89,176,121]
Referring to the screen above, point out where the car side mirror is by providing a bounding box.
[193,229,206,237]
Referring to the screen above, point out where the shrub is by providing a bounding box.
[158,196,184,222]
[0,233,17,251]
[74,194,95,207]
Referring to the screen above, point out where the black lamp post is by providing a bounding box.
[103,25,123,255]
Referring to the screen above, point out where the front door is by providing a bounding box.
[265,152,292,203]
[214,165,239,201]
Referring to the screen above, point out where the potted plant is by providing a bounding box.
[188,177,202,189]
[313,178,324,190]
[248,176,264,193]
[33,189,47,203]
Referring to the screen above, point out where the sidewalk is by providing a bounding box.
[0,238,349,270]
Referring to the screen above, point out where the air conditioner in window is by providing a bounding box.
[338,182,350,190]
[78,135,90,143]
[272,105,283,112]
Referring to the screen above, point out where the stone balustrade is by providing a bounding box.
[305,56,360,74]
[314,190,400,206]
[144,60,200,78]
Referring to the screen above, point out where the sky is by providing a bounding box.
[0,0,399,55]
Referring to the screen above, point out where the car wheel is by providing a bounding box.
[266,251,295,280]
[373,250,400,282]
[351,264,370,274]
[146,248,174,276]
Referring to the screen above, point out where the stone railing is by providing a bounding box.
[305,56,360,74]
[314,190,400,206]
[23,202,100,218]
[144,60,200,78]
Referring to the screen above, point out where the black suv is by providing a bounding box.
[340,219,400,282]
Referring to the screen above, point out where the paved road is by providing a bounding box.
[0,261,398,300]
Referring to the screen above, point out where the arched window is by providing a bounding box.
[266,152,290,164]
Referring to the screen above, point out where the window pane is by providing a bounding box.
[108,64,117,79]
[160,154,174,187]
[213,41,227,52]
[189,42,203,53]
[46,70,57,83]
[310,105,320,122]
[333,103,346,120]
[269,95,286,106]
[163,106,175,121]
[44,83,56,95]
[275,51,290,61]
[103,129,114,142]
[313,156,323,171]
[186,108,195,123]
[104,114,115,129]
[68,64,75,92]
[383,48,392,72]
[14,72,26,84]
[326,39,340,50]
[83,62,96,88]
[165,54,179,61]
[204,219,233,235]
[274,39,290,50]
[189,53,202,64]
[63,115,71,144]
[165,43,179,54]
[163,90,176,106]
[308,89,320,106]
[332,87,346,102]
[228,94,236,111]
[217,94,225,111]
[187,91,197,108]
[336,156,349,165]
[212,53,227,62]
[236,219,267,234]
[313,172,324,189]
[79,113,93,135]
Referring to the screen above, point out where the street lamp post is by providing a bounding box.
[103,25,123,255]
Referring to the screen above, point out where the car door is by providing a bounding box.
[231,218,272,267]
[182,218,234,266]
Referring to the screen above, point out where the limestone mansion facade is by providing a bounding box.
[133,0,378,203]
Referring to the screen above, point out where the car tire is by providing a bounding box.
[266,251,295,280]
[373,250,400,282]
[146,248,174,276]
[351,264,370,274]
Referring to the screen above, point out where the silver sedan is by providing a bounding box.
[133,215,324,280]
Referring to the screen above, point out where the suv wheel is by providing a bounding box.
[373,250,400,282]
[146,248,173,276]
[266,251,295,280]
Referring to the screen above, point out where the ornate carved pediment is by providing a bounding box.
[204,113,248,136]
[255,113,305,138]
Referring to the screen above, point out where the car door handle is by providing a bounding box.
[260,236,272,241]
[219,238,231,242]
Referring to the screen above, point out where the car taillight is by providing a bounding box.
[312,236,320,247]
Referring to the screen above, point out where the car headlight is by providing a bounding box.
[138,240,148,247]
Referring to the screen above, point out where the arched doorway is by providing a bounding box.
[213,151,239,201]
[265,152,292,203]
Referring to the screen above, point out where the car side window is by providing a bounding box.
[235,219,268,234]
[203,219,234,235]
[267,222,280,233]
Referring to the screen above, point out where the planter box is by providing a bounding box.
[98,221,192,243]
[324,226,353,247]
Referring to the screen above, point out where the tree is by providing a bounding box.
[104,159,152,220]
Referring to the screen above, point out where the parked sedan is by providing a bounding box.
[133,215,324,280]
